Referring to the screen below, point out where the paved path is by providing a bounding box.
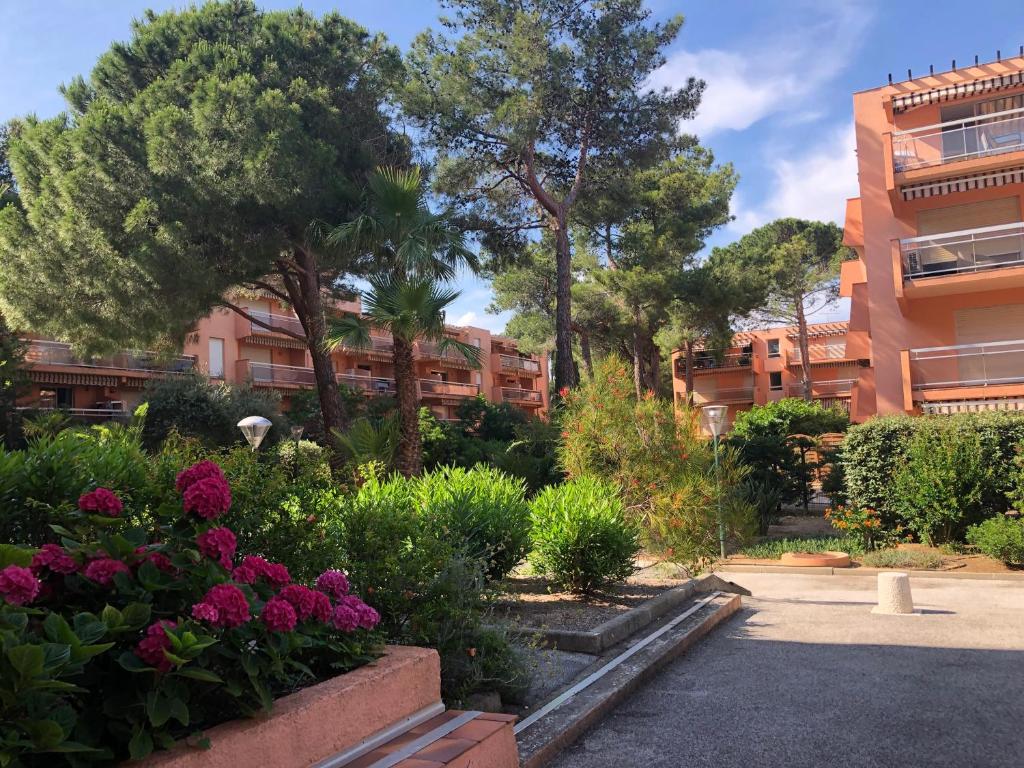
[548,571,1024,768]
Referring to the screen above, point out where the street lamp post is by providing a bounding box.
[701,405,729,561]
[290,425,304,479]
[237,415,273,453]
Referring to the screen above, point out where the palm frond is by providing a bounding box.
[331,416,399,468]
[326,313,373,351]
[436,336,482,368]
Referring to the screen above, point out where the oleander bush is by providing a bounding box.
[528,477,641,594]
[0,460,381,765]
[966,515,1024,566]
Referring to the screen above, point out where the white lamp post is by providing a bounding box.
[237,415,273,452]
[701,405,729,560]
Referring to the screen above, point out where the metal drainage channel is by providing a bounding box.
[513,591,722,735]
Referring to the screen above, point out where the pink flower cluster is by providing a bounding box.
[31,544,77,576]
[177,460,232,520]
[315,570,350,600]
[135,621,176,673]
[136,547,176,574]
[233,556,289,588]
[278,584,331,622]
[0,565,41,606]
[331,595,379,633]
[197,527,237,569]
[78,487,123,517]
[261,597,297,632]
[175,460,225,493]
[192,583,250,628]
[83,558,130,586]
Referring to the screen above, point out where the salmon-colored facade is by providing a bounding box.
[18,296,549,422]
[676,55,1024,425]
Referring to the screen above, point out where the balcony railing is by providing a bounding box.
[415,341,474,364]
[419,379,479,397]
[787,344,848,364]
[498,354,541,373]
[337,336,394,355]
[899,222,1024,279]
[686,351,753,375]
[893,106,1024,172]
[242,361,316,388]
[692,387,754,404]
[23,340,196,374]
[337,372,396,394]
[16,406,129,423]
[246,310,305,337]
[909,339,1024,390]
[786,379,856,397]
[501,387,543,404]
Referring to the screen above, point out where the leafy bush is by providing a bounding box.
[415,465,530,581]
[738,535,868,559]
[529,477,641,594]
[730,398,849,440]
[891,421,992,545]
[140,375,287,450]
[860,548,943,570]
[966,515,1024,566]
[559,357,754,570]
[0,460,380,764]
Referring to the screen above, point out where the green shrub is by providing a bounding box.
[529,477,641,594]
[967,515,1024,566]
[891,420,992,545]
[730,398,849,440]
[416,465,531,581]
[860,548,943,569]
[738,535,867,559]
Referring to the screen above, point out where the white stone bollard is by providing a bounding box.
[872,571,916,615]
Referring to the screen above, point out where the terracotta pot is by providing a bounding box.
[779,551,852,568]
[140,645,441,768]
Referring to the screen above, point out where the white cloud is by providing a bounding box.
[651,2,873,137]
[730,122,858,231]
[453,311,478,327]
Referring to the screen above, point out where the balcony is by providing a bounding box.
[500,387,543,406]
[416,341,475,368]
[419,379,479,398]
[787,344,849,365]
[24,340,196,375]
[785,379,856,398]
[892,106,1024,177]
[337,371,396,395]
[498,354,541,375]
[245,310,305,338]
[16,406,129,423]
[679,350,753,377]
[908,340,1024,402]
[897,223,1024,297]
[692,387,754,404]
[241,360,316,389]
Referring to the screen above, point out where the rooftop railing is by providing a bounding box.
[893,106,1024,172]
[498,354,541,373]
[246,310,305,337]
[899,222,1024,278]
[501,387,543,403]
[909,339,1024,390]
[23,340,196,374]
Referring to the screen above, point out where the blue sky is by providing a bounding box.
[3,0,1023,331]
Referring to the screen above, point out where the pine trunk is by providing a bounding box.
[795,295,812,401]
[392,336,422,477]
[553,218,577,392]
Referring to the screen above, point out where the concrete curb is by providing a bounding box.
[715,564,1024,581]
[520,574,748,654]
[516,593,741,768]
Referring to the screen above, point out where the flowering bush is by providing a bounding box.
[0,461,380,765]
[825,505,892,551]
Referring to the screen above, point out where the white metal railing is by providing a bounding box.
[23,340,196,374]
[910,339,1024,390]
[786,379,856,397]
[499,354,541,373]
[338,336,394,355]
[899,222,1024,278]
[893,106,1024,171]
[16,406,129,422]
[690,350,753,373]
[246,309,305,337]
[419,379,479,397]
[243,361,316,387]
[501,387,543,403]
[788,344,848,364]
[692,387,754,404]
[337,372,395,393]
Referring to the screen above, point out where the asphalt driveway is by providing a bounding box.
[548,571,1024,768]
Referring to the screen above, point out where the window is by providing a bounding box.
[769,371,783,391]
[208,338,225,378]
[767,339,781,358]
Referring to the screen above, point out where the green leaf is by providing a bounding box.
[70,642,115,664]
[43,614,76,645]
[8,645,45,678]
[173,668,223,684]
[100,605,123,629]
[20,719,64,749]
[168,698,190,727]
[0,545,33,568]
[128,727,153,761]
[41,643,71,670]
[121,603,151,630]
[117,651,153,673]
[146,692,171,728]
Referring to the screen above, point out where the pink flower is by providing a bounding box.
[200,583,250,628]
[315,570,350,600]
[0,565,41,606]
[310,590,332,623]
[175,460,225,493]
[183,477,232,520]
[135,621,176,673]
[78,487,123,517]
[232,564,258,584]
[234,556,289,588]
[340,595,380,630]
[31,544,77,575]
[196,527,237,569]
[261,597,297,632]
[331,602,359,632]
[278,585,319,621]
[145,551,176,574]
[83,558,130,587]
[191,602,219,623]
[261,562,290,588]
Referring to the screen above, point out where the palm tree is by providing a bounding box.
[326,167,480,475]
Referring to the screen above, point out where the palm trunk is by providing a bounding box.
[392,336,421,476]
[795,294,812,401]
[553,217,577,392]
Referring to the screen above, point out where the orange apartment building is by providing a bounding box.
[675,55,1024,425]
[18,295,549,423]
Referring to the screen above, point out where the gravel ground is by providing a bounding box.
[548,571,1024,768]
